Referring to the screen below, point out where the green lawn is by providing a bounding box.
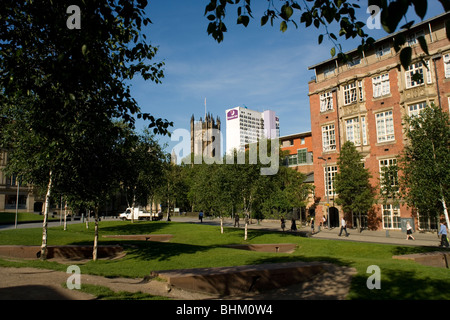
[0,220,449,300]
[0,212,59,223]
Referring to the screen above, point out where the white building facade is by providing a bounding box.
[225,106,279,154]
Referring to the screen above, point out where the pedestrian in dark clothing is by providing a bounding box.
[234,214,240,227]
[281,217,286,232]
[406,221,415,240]
[290,218,297,231]
[310,218,315,234]
[199,211,203,223]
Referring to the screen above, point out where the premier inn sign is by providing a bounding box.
[227,109,238,120]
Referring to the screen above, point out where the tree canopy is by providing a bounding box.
[203,0,450,69]
[398,104,450,227]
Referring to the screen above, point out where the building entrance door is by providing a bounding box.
[329,207,339,228]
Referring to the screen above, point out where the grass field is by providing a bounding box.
[0,220,449,300]
[0,212,59,224]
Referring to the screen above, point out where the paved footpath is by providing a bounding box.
[0,215,443,247]
[171,216,443,248]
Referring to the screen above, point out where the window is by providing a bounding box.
[324,166,338,197]
[376,110,395,143]
[405,61,431,88]
[406,30,424,46]
[376,43,391,58]
[320,92,333,112]
[379,158,398,189]
[372,73,390,98]
[358,81,364,101]
[345,116,367,146]
[297,149,307,164]
[300,138,305,145]
[382,204,401,229]
[288,154,297,166]
[323,64,335,77]
[408,102,427,117]
[347,56,361,67]
[444,54,450,78]
[343,82,357,105]
[322,124,336,152]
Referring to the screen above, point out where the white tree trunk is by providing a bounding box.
[63,201,67,231]
[220,217,224,234]
[245,222,248,240]
[441,197,449,231]
[93,207,99,261]
[40,170,52,260]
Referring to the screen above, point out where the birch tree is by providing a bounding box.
[0,1,171,259]
[398,104,450,229]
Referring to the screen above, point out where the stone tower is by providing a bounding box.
[190,113,221,160]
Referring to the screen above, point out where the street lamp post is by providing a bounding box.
[318,157,330,229]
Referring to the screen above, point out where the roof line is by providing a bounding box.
[307,11,450,70]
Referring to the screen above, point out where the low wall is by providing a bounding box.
[393,251,450,268]
[153,261,325,295]
[102,234,173,242]
[0,245,124,260]
[224,243,297,253]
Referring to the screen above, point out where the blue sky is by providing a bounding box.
[129,1,444,156]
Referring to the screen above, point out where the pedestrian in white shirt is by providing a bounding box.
[339,217,349,237]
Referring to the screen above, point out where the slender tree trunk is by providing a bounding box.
[63,201,67,231]
[132,190,136,223]
[441,196,449,230]
[93,206,99,261]
[40,170,53,260]
[244,222,248,240]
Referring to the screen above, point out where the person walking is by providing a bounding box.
[406,221,415,240]
[234,213,240,227]
[322,216,328,229]
[438,221,449,247]
[290,217,297,232]
[198,211,204,223]
[339,217,349,237]
[281,217,286,232]
[310,218,315,234]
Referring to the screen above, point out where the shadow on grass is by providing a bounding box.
[391,245,449,256]
[100,221,169,235]
[349,268,450,300]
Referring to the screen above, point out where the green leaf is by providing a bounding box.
[261,15,269,26]
[412,0,427,19]
[399,47,412,70]
[446,20,450,41]
[81,44,87,56]
[417,35,429,55]
[331,47,336,57]
[280,21,288,32]
[237,15,250,27]
[283,5,293,20]
[318,34,324,44]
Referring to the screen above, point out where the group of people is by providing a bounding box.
[198,211,449,247]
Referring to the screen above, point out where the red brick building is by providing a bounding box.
[279,131,315,221]
[280,131,313,175]
[308,12,450,230]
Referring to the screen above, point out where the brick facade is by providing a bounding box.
[308,12,450,231]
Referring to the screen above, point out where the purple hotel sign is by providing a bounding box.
[227,109,238,120]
